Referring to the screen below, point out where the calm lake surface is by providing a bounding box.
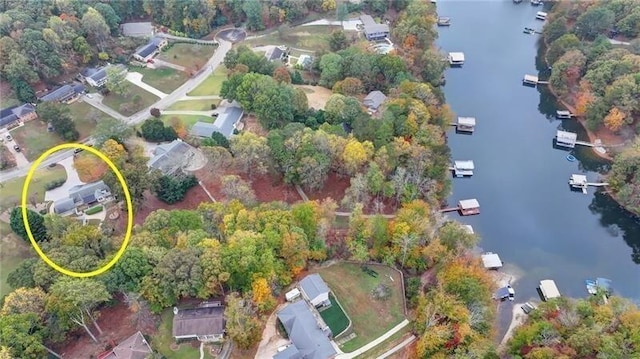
[437,0,640,302]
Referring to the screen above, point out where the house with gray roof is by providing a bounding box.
[275,300,336,359]
[81,64,127,87]
[147,139,196,176]
[360,14,390,40]
[265,46,287,62]
[191,105,244,139]
[39,83,85,103]
[133,36,168,62]
[99,331,153,359]
[52,180,112,215]
[299,274,330,308]
[0,103,37,129]
[172,304,225,342]
[363,90,387,113]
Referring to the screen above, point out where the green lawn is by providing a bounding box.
[151,309,213,359]
[167,99,220,111]
[0,164,67,211]
[68,102,106,139]
[11,120,63,162]
[353,325,413,359]
[0,88,19,108]
[160,114,213,130]
[187,66,227,96]
[102,87,159,116]
[319,294,350,336]
[243,25,345,52]
[0,221,33,298]
[132,67,189,93]
[158,43,217,70]
[313,262,406,353]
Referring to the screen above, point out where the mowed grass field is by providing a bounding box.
[11,121,63,162]
[188,66,227,96]
[133,67,189,93]
[0,221,33,298]
[167,99,220,111]
[0,164,67,211]
[243,25,345,52]
[103,86,159,116]
[319,294,350,335]
[313,262,406,352]
[160,114,213,130]
[158,43,217,70]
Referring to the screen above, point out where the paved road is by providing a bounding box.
[0,38,232,184]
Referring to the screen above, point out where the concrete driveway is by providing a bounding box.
[126,72,168,98]
[44,156,85,204]
[151,58,186,72]
[2,133,29,168]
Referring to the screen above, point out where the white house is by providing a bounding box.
[299,273,330,308]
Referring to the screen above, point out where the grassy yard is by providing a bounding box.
[353,325,413,359]
[0,221,33,298]
[68,101,106,139]
[243,25,345,52]
[151,309,213,359]
[160,114,213,130]
[0,164,67,211]
[313,262,406,353]
[132,67,189,93]
[11,120,63,162]
[319,294,350,336]
[188,66,228,96]
[167,99,220,111]
[158,42,217,70]
[102,87,159,116]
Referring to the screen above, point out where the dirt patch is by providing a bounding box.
[294,85,333,110]
[53,295,159,359]
[241,115,268,137]
[306,172,350,203]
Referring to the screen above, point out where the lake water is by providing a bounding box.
[437,0,640,302]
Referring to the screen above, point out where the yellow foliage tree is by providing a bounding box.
[169,117,187,138]
[1,287,47,316]
[74,153,107,182]
[321,0,336,11]
[603,107,626,132]
[574,80,594,116]
[341,137,374,175]
[251,277,276,312]
[101,139,126,164]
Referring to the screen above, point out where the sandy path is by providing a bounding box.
[498,303,527,351]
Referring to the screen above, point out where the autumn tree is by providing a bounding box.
[333,77,364,96]
[341,137,374,175]
[224,292,262,349]
[574,80,595,116]
[168,117,187,138]
[229,132,271,178]
[92,117,133,147]
[329,30,348,52]
[273,66,291,83]
[104,65,129,95]
[251,278,276,312]
[603,107,626,132]
[100,139,126,165]
[221,175,256,205]
[74,153,108,182]
[1,287,46,316]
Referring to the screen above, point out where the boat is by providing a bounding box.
[523,28,535,34]
[531,0,542,5]
[585,279,597,295]
[586,278,613,295]
[437,17,451,26]
[566,154,576,162]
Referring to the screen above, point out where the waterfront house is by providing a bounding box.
[556,130,577,148]
[275,300,336,359]
[481,252,503,270]
[538,279,561,301]
[0,103,37,129]
[456,117,476,132]
[448,52,465,66]
[359,14,390,40]
[453,160,474,177]
[172,303,225,342]
[299,273,330,308]
[362,90,387,113]
[458,199,480,216]
[133,36,168,63]
[97,331,153,359]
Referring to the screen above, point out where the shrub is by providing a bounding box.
[44,179,66,190]
[85,205,104,215]
[150,108,161,117]
[211,103,217,110]
[153,175,198,204]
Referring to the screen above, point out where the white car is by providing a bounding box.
[86,94,94,99]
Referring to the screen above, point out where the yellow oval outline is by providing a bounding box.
[21,143,133,278]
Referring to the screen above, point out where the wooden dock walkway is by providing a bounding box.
[575,140,594,147]
[439,207,459,213]
[587,182,609,187]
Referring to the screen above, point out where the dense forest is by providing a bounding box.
[506,295,640,358]
[542,0,640,214]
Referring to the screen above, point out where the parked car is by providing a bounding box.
[521,302,536,314]
[13,145,20,152]
[5,134,12,141]
[86,93,94,99]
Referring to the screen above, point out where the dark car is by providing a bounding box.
[13,145,20,152]
[5,134,12,141]
[521,302,536,314]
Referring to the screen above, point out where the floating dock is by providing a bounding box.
[536,11,548,20]
[456,116,476,132]
[451,160,475,177]
[437,17,451,26]
[556,130,578,148]
[523,74,549,86]
[569,174,609,194]
[539,279,561,301]
[448,52,465,66]
[439,198,480,216]
[556,110,573,119]
[481,252,503,270]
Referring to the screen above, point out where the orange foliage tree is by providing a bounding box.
[603,107,626,132]
[169,117,187,138]
[251,277,275,313]
[74,154,107,182]
[273,66,291,84]
[574,80,595,116]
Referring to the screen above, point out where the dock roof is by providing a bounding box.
[459,198,479,209]
[539,279,561,300]
[457,117,476,126]
[449,52,465,62]
[454,160,474,170]
[481,252,502,269]
[570,174,587,183]
[524,74,538,83]
[557,130,577,142]
[556,110,571,116]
